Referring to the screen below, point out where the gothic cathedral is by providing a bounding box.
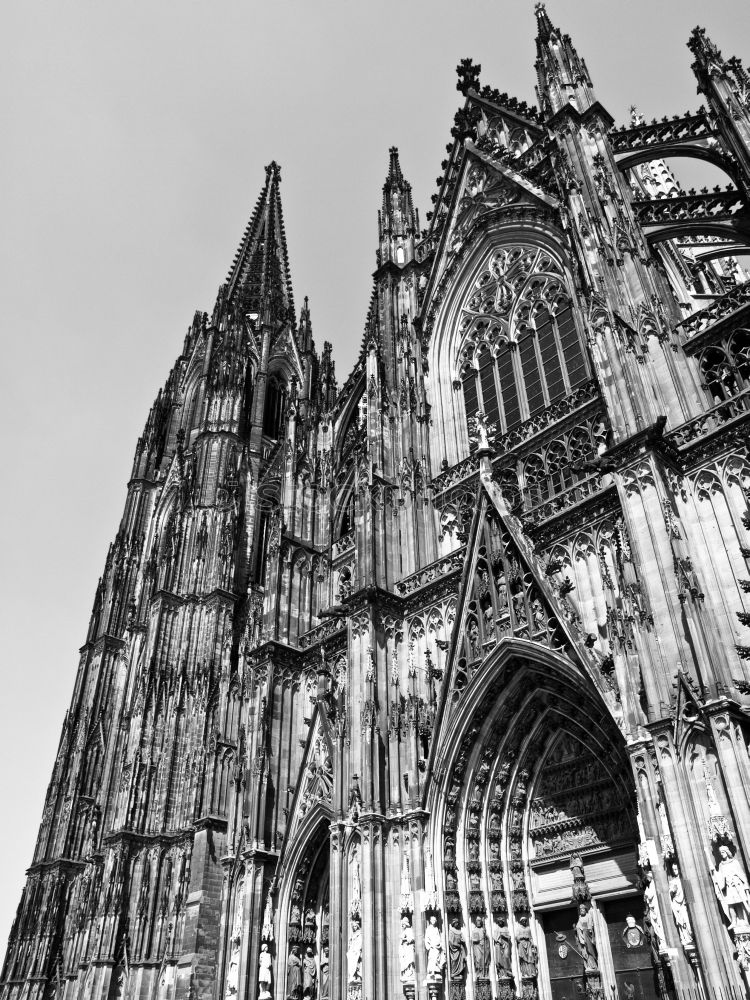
[5,6,750,1000]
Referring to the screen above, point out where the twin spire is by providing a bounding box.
[225,160,294,326]
[224,5,728,326]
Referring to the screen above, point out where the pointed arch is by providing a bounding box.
[426,640,649,997]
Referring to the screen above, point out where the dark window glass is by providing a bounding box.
[462,368,479,422]
[520,334,544,416]
[557,305,588,388]
[497,346,521,429]
[537,307,565,402]
[253,512,270,584]
[479,352,501,427]
[263,380,287,438]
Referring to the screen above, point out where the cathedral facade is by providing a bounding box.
[5,6,750,1000]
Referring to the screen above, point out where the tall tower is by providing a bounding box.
[4,8,750,1000]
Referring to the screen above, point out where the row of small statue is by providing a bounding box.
[397,913,540,982]
[283,943,329,999]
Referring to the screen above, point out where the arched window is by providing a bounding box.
[339,492,355,538]
[524,454,548,507]
[700,347,735,403]
[253,511,271,584]
[460,246,590,444]
[730,329,750,389]
[262,375,288,438]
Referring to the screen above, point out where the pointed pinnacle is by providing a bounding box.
[456,57,481,95]
[535,1,554,42]
[388,147,403,184]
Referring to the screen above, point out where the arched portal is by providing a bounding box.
[277,814,331,1000]
[432,648,666,1000]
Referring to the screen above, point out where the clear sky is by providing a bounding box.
[1,0,747,960]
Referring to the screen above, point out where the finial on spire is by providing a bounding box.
[388,147,403,184]
[456,58,481,96]
[688,25,721,63]
[534,2,554,42]
[225,160,295,325]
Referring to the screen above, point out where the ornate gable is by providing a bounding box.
[284,708,334,846]
[438,464,617,717]
[420,145,561,326]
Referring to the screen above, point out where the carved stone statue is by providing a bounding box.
[399,917,415,981]
[569,853,585,881]
[448,919,467,979]
[347,916,363,983]
[712,844,750,929]
[515,917,538,978]
[669,867,694,947]
[471,915,491,976]
[643,871,666,954]
[225,933,241,1000]
[425,915,445,978]
[258,943,273,1000]
[492,918,513,978]
[303,947,317,998]
[320,946,329,999]
[225,883,244,999]
[287,945,303,998]
[575,904,598,971]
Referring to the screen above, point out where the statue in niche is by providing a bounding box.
[483,604,495,635]
[492,918,513,978]
[569,853,585,881]
[258,943,273,1000]
[575,904,598,971]
[425,915,445,978]
[642,871,666,954]
[515,917,538,978]
[286,945,303,999]
[448,919,467,979]
[471,915,491,976]
[303,906,316,942]
[347,916,363,983]
[303,948,317,998]
[319,947,329,999]
[467,620,480,659]
[712,844,750,929]
[225,883,244,999]
[668,867,694,947]
[399,917,415,981]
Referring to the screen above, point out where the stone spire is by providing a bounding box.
[377,147,419,269]
[534,2,596,118]
[225,160,295,325]
[689,26,750,193]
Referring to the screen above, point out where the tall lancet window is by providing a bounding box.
[263,374,288,439]
[459,245,590,442]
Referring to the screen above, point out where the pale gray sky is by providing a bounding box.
[1,0,746,957]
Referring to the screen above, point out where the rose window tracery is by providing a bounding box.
[459,246,590,438]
